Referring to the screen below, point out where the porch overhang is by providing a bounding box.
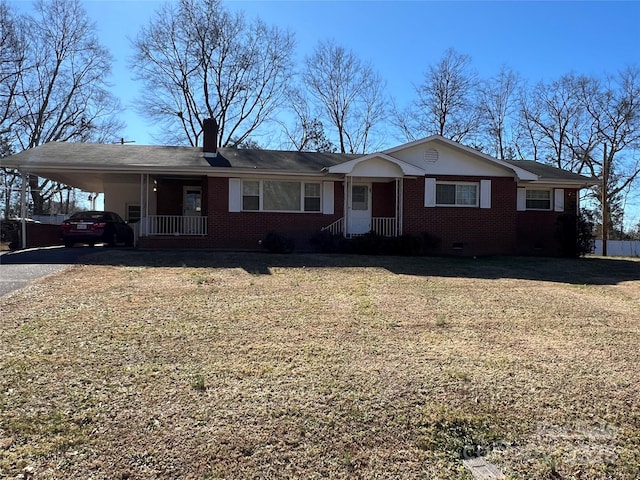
[327,153,425,177]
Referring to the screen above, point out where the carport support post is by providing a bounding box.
[19,171,27,249]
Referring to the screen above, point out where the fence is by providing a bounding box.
[593,240,640,257]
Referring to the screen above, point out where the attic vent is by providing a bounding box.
[424,148,439,163]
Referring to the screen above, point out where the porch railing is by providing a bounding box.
[144,215,208,236]
[371,217,398,237]
[322,217,344,235]
[321,217,398,237]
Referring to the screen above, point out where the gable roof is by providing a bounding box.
[384,135,540,181]
[327,152,425,176]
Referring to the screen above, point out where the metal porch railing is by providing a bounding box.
[144,215,208,236]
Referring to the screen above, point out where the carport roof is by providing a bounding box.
[0,142,358,191]
[2,141,356,171]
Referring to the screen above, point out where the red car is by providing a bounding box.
[60,211,134,248]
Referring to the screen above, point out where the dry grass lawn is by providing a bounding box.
[1,252,639,479]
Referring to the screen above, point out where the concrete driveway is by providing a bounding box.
[0,246,101,297]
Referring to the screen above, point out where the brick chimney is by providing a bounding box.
[202,117,218,156]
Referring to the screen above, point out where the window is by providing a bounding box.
[126,204,141,223]
[436,183,478,206]
[352,185,369,210]
[242,180,321,212]
[264,181,300,211]
[184,187,202,215]
[243,181,260,210]
[526,189,551,210]
[304,183,321,212]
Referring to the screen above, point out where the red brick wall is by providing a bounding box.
[144,176,578,256]
[145,177,345,250]
[27,223,62,248]
[402,176,518,256]
[515,188,579,256]
[206,178,345,250]
[372,181,396,217]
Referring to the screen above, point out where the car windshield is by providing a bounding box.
[70,212,108,221]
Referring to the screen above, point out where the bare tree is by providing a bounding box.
[278,87,335,152]
[516,69,640,238]
[303,40,387,154]
[0,0,25,135]
[579,67,640,238]
[0,1,24,217]
[517,74,594,172]
[131,0,294,148]
[2,0,123,214]
[477,66,520,159]
[397,48,479,143]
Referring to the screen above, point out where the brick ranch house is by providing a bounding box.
[2,120,595,255]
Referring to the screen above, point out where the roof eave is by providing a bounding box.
[328,153,425,176]
[518,178,598,188]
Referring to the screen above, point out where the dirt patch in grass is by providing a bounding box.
[1,252,639,479]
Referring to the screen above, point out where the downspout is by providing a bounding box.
[396,177,404,237]
[20,171,27,249]
[343,176,349,238]
[139,173,146,237]
[145,174,150,235]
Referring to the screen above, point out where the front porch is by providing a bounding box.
[323,151,425,239]
[133,174,209,241]
[321,175,405,238]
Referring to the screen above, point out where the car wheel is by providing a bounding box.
[125,233,134,247]
[64,241,74,248]
[105,229,117,247]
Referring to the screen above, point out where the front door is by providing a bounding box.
[183,186,202,216]
[348,183,371,235]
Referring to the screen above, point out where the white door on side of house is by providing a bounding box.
[349,183,371,235]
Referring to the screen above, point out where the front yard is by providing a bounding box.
[1,252,639,479]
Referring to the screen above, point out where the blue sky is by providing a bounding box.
[60,0,639,147]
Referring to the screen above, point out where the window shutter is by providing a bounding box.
[228,178,242,212]
[554,189,565,212]
[424,178,436,207]
[517,188,526,211]
[322,182,334,214]
[480,180,491,209]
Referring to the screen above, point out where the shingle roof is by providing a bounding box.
[1,141,595,185]
[1,142,207,169]
[214,148,359,172]
[504,160,596,184]
[1,142,357,173]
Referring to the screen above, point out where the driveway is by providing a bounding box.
[0,246,101,297]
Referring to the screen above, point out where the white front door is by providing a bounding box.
[348,183,371,235]
[183,186,202,216]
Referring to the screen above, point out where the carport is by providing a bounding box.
[1,142,210,248]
